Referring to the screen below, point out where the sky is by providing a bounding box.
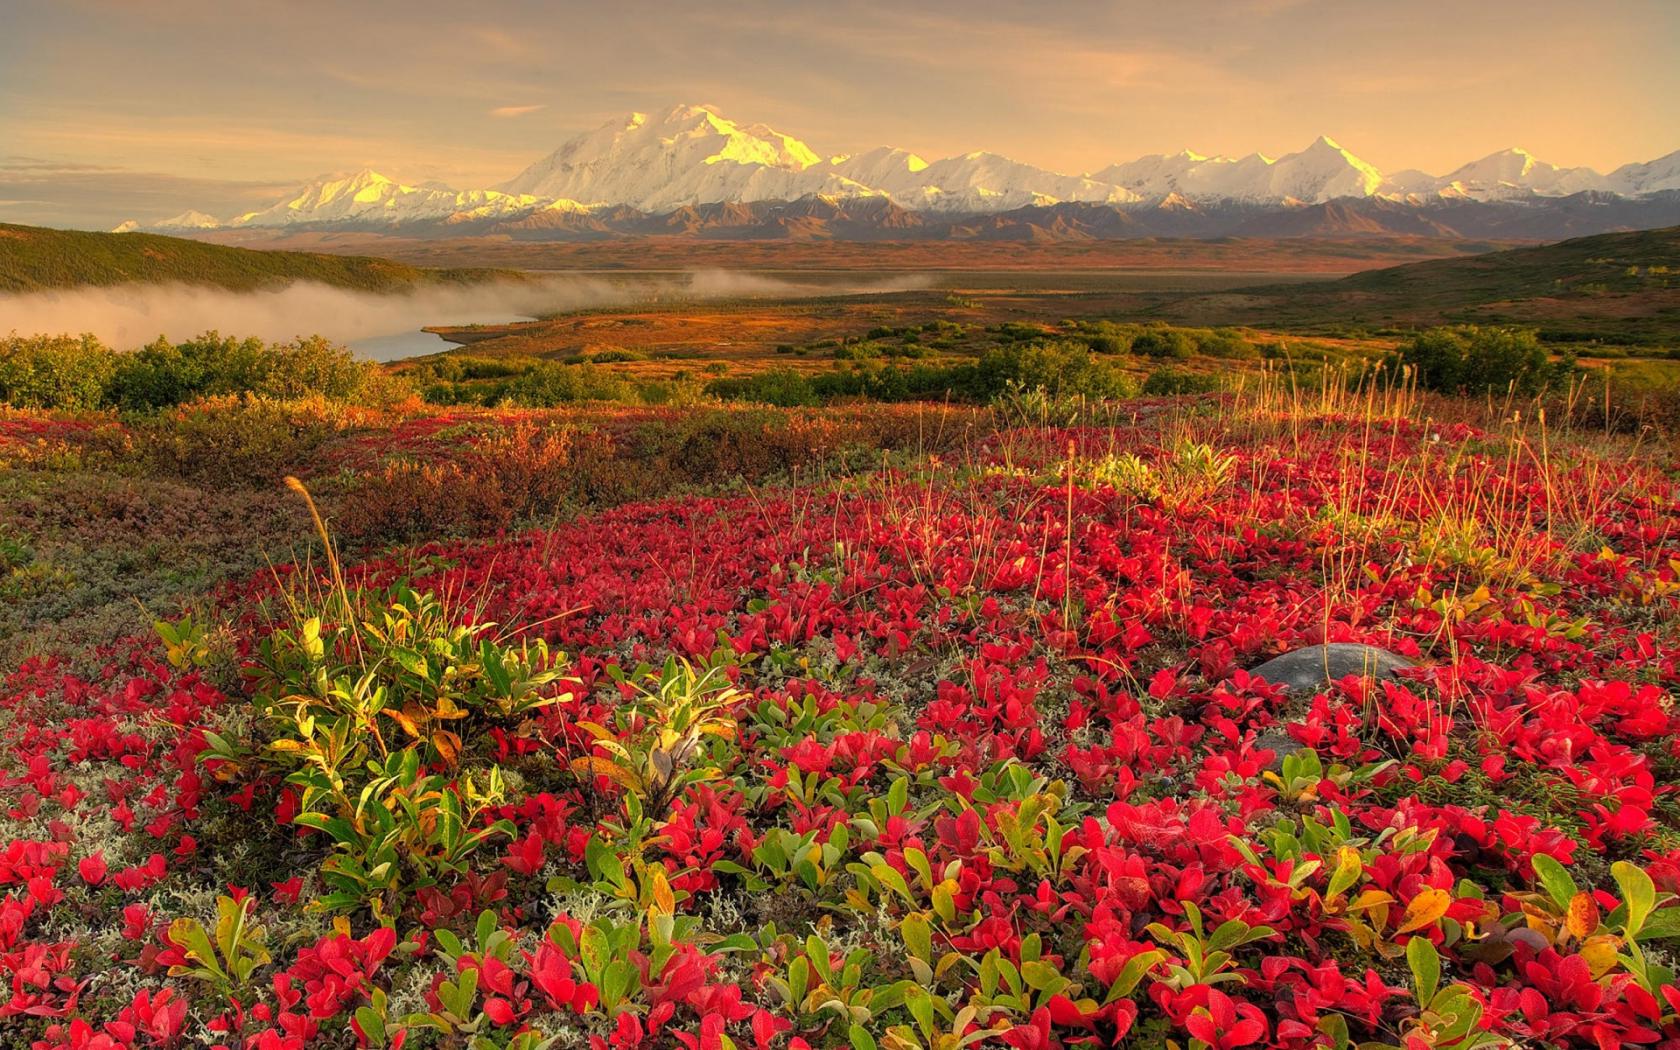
[2,0,1678,229]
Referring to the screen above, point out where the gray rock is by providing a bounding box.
[1254,730,1308,772]
[1247,643,1415,694]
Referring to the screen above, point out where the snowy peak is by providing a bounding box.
[155,210,222,230]
[132,104,1680,231]
[1093,136,1380,204]
[1262,136,1385,202]
[888,150,1139,211]
[496,103,839,210]
[1432,148,1610,200]
[228,169,548,228]
[1610,149,1680,195]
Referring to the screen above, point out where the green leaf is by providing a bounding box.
[806,935,833,986]
[1103,948,1164,1003]
[1022,959,1065,993]
[848,1024,879,1050]
[1531,854,1578,912]
[888,776,909,816]
[1408,935,1440,1008]
[1636,907,1680,941]
[901,913,933,962]
[1207,919,1252,953]
[1613,860,1657,940]
[788,956,811,1007]
[871,861,914,904]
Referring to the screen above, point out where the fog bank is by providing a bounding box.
[0,271,935,355]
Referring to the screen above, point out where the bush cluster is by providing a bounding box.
[707,340,1136,407]
[1068,322,1260,361]
[1399,325,1576,397]
[0,331,392,411]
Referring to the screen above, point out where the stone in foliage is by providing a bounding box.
[1248,642,1415,694]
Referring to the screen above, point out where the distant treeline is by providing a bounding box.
[0,222,512,294]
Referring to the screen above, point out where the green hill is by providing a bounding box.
[1166,225,1680,345]
[0,223,518,294]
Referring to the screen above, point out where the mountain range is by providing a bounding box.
[117,103,1680,242]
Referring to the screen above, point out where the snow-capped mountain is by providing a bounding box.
[497,104,873,212]
[1095,136,1383,204]
[1610,150,1680,196]
[1426,148,1611,200]
[831,148,1138,211]
[156,210,222,230]
[123,103,1680,237]
[227,169,551,228]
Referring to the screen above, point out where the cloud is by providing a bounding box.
[490,104,546,118]
[0,163,291,230]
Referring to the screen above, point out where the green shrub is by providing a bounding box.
[502,362,640,405]
[109,332,382,410]
[968,342,1137,401]
[1130,328,1196,359]
[0,333,117,410]
[1399,326,1574,397]
[587,347,644,364]
[222,576,568,914]
[708,342,1135,406]
[704,369,819,407]
[1142,368,1222,396]
[1196,328,1258,360]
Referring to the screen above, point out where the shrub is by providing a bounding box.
[1130,328,1197,359]
[502,362,640,405]
[704,369,818,407]
[1196,328,1258,360]
[255,335,387,401]
[1142,368,1222,396]
[968,342,1137,401]
[0,333,117,410]
[1399,326,1574,397]
[331,421,582,541]
[218,562,570,914]
[110,332,382,410]
[587,347,644,364]
[135,396,344,486]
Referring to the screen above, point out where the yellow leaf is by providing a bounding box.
[576,721,614,741]
[383,705,424,738]
[1348,888,1395,912]
[1579,934,1623,978]
[570,755,644,794]
[647,866,676,916]
[1566,892,1600,941]
[1520,899,1560,934]
[1397,888,1452,934]
[432,730,462,767]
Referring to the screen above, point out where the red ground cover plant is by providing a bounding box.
[3,404,1680,1049]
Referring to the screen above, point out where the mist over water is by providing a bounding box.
[0,271,935,359]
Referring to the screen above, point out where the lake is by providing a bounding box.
[347,313,534,362]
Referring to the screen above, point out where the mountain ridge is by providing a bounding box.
[116,102,1680,239]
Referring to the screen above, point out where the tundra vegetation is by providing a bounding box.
[1,315,1679,1050]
